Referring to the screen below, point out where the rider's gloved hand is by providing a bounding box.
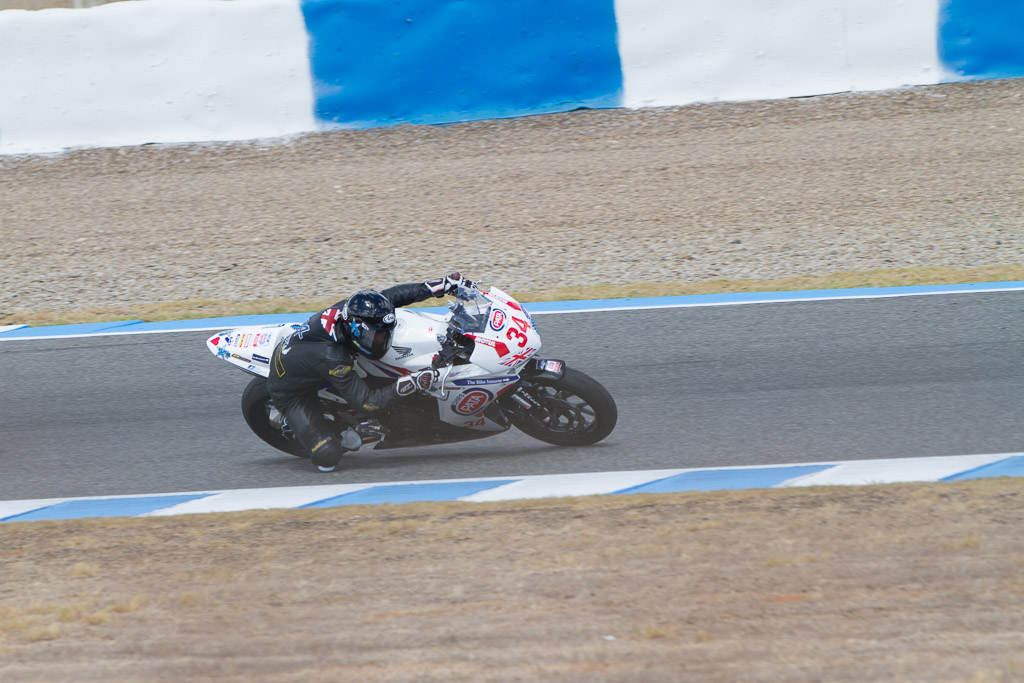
[413,368,441,393]
[395,368,440,396]
[443,272,472,295]
[425,272,473,297]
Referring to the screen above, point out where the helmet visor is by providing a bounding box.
[353,320,394,359]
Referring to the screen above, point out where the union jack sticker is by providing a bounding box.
[500,347,536,367]
[321,308,343,341]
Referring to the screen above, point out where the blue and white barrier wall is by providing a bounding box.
[1,0,1023,155]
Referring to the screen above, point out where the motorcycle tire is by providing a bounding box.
[511,367,617,446]
[240,377,309,458]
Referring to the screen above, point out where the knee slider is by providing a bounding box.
[309,436,346,469]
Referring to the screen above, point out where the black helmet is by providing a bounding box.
[341,290,397,360]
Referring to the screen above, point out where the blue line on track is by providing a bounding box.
[3,281,1022,341]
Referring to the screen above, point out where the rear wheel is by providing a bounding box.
[241,377,308,458]
[510,368,617,446]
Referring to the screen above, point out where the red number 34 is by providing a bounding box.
[505,316,530,348]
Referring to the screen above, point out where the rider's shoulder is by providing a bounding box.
[322,341,355,362]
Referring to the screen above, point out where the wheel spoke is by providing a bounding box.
[528,388,599,435]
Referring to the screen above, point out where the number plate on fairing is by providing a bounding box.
[465,288,541,374]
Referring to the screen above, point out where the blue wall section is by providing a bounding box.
[940,0,1024,79]
[300,0,623,127]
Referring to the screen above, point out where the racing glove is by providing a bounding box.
[395,368,440,396]
[425,272,473,297]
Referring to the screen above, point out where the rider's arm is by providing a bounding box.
[379,282,436,308]
[382,273,470,308]
[321,351,404,415]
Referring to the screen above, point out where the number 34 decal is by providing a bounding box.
[505,316,531,348]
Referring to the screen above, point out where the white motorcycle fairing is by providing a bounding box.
[207,284,616,457]
[207,287,540,434]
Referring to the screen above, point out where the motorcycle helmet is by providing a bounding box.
[340,290,397,360]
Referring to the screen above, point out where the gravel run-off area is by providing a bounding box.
[2,78,1023,325]
[3,481,1024,682]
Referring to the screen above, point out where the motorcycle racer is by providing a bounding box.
[266,272,471,472]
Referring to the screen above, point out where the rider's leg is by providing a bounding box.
[277,393,351,471]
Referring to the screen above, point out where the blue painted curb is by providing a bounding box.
[614,464,834,494]
[3,281,1022,341]
[2,453,1020,523]
[5,494,213,522]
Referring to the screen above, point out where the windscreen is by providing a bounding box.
[448,286,492,334]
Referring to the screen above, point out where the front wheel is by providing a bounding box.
[510,368,617,446]
[240,377,308,458]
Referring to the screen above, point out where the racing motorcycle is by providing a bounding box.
[207,284,617,458]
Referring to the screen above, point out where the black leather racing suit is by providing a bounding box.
[266,282,438,469]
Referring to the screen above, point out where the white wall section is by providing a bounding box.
[615,0,943,109]
[840,0,943,90]
[0,0,314,155]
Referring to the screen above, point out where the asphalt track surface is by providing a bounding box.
[2,292,1022,501]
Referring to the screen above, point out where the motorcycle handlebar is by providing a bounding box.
[432,329,472,369]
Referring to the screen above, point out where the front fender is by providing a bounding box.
[519,358,566,382]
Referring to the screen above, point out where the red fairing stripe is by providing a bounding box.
[468,334,510,358]
[369,359,412,377]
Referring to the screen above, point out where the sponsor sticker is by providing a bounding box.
[451,389,494,416]
[469,335,510,358]
[487,289,522,311]
[541,360,563,373]
[452,376,518,387]
[252,354,270,364]
[489,309,506,331]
